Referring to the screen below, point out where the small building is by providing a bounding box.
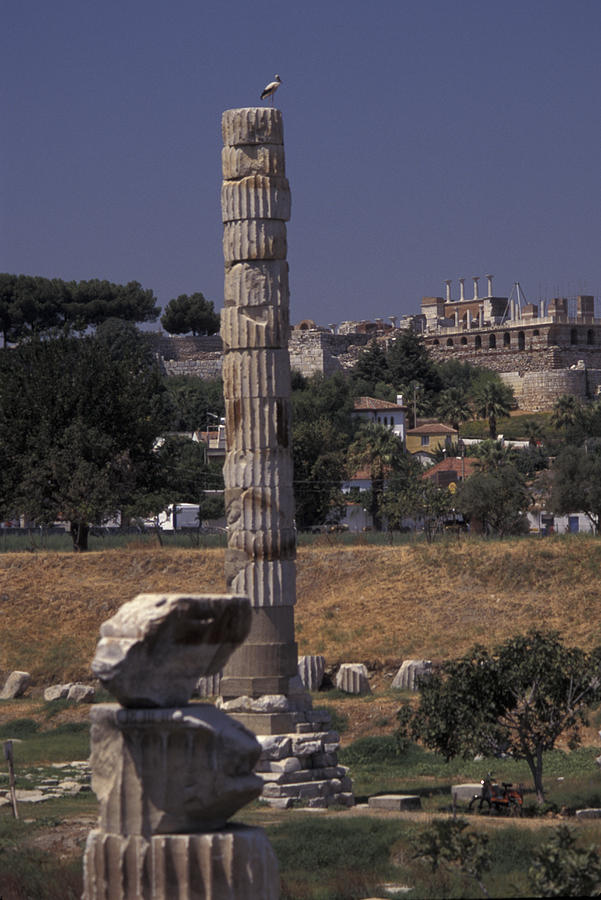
[405,423,458,463]
[352,395,407,443]
[421,456,479,489]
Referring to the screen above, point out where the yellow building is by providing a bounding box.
[405,423,458,463]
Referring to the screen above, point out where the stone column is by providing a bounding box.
[218,109,354,810]
[219,108,300,731]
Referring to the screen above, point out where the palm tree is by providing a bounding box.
[436,387,472,432]
[473,381,514,439]
[551,394,582,432]
[347,423,403,530]
[473,438,517,472]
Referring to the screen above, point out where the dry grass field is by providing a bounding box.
[1,534,600,686]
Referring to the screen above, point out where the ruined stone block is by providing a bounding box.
[83,826,279,900]
[335,663,371,695]
[91,594,251,708]
[368,794,422,811]
[221,305,290,351]
[0,670,31,699]
[90,704,262,836]
[391,659,433,691]
[298,655,326,691]
[223,351,291,398]
[224,396,291,451]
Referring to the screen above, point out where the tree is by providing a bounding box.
[397,630,601,804]
[473,381,514,439]
[161,292,220,335]
[0,274,159,342]
[454,464,530,535]
[379,454,425,531]
[292,419,347,529]
[164,375,225,431]
[347,423,404,530]
[291,372,355,529]
[154,436,225,521]
[436,386,472,432]
[472,438,517,472]
[0,333,171,550]
[551,394,583,433]
[351,339,390,392]
[403,479,454,541]
[386,330,441,395]
[549,442,601,530]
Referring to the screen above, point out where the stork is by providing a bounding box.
[261,74,281,105]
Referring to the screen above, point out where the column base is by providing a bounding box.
[83,825,279,900]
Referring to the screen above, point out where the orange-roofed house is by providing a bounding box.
[421,456,479,489]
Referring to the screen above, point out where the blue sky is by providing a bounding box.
[2,0,601,326]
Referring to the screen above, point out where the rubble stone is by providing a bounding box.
[67,683,95,703]
[44,684,70,702]
[0,670,31,699]
[391,659,432,691]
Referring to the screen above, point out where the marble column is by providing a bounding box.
[219,108,301,732]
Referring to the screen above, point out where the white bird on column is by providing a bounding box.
[261,74,281,105]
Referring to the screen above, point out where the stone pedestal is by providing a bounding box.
[83,826,279,899]
[83,594,280,899]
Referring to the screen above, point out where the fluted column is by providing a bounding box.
[220,108,300,716]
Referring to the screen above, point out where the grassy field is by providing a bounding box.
[2,536,601,897]
[2,535,601,683]
[2,721,601,899]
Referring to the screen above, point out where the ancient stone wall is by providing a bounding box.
[148,329,374,380]
[148,325,601,410]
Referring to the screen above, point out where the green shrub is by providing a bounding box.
[340,735,405,766]
[0,718,39,739]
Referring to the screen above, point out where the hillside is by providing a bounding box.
[1,536,601,687]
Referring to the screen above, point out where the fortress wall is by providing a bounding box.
[427,345,564,374]
[148,331,601,409]
[500,369,588,411]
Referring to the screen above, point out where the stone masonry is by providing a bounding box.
[218,107,353,809]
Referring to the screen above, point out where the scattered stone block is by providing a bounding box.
[368,794,422,811]
[451,783,482,804]
[0,670,31,699]
[391,659,432,691]
[576,808,601,819]
[298,655,326,691]
[44,684,70,702]
[67,683,95,703]
[335,663,371,695]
